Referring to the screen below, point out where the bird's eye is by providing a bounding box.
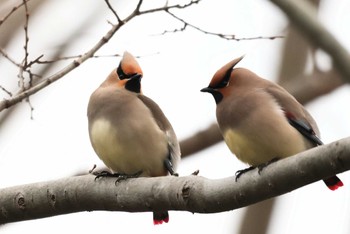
[214,68,232,89]
[116,62,127,80]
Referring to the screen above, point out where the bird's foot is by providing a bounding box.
[113,170,143,184]
[235,166,256,181]
[94,170,120,180]
[94,170,143,184]
[257,158,279,174]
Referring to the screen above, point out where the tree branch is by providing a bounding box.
[238,198,275,234]
[139,0,199,14]
[270,0,350,83]
[164,10,284,41]
[282,68,344,104]
[104,0,122,23]
[0,0,30,27]
[0,47,22,67]
[180,123,222,157]
[0,0,201,112]
[1,136,350,224]
[0,19,122,111]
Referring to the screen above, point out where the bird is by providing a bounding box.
[201,55,343,191]
[87,51,180,224]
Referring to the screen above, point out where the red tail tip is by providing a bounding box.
[327,181,344,191]
[324,176,343,191]
[153,217,169,225]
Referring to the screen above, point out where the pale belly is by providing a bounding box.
[223,128,308,166]
[89,118,168,176]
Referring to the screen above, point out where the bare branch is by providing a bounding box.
[22,0,29,68]
[277,26,310,84]
[0,0,43,50]
[238,198,275,234]
[138,0,200,15]
[0,0,30,27]
[35,53,122,64]
[180,123,222,158]
[0,47,22,67]
[0,0,200,112]
[15,0,31,93]
[0,85,12,97]
[1,136,349,224]
[135,0,143,13]
[35,52,158,64]
[26,54,43,67]
[104,0,122,23]
[26,97,34,119]
[26,13,100,88]
[0,6,98,124]
[270,0,350,83]
[283,68,344,104]
[164,11,284,41]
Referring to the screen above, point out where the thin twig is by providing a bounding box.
[138,0,200,15]
[165,10,284,41]
[26,97,34,119]
[0,0,30,27]
[0,0,201,112]
[18,0,30,92]
[0,47,22,67]
[26,54,43,67]
[104,0,122,23]
[22,0,30,68]
[35,52,159,64]
[0,85,12,97]
[135,0,143,13]
[17,66,25,92]
[36,53,123,64]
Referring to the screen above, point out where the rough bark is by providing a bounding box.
[1,137,350,224]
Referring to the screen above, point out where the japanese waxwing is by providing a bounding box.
[201,56,343,191]
[87,51,181,224]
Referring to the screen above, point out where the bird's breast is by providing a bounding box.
[223,129,265,165]
[89,117,168,176]
[89,118,125,168]
[223,123,309,166]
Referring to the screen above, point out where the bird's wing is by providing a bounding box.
[137,94,181,168]
[265,84,323,146]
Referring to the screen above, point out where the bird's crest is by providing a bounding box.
[209,55,244,89]
[117,51,143,80]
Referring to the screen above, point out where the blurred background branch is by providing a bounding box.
[270,0,350,83]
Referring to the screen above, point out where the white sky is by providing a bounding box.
[1,0,350,233]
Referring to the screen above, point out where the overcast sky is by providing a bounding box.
[1,0,350,233]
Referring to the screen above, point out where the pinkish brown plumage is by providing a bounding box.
[201,56,343,190]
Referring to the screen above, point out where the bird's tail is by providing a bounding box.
[323,176,344,191]
[153,211,169,225]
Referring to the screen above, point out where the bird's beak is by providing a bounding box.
[130,73,142,81]
[200,86,223,104]
[200,87,214,93]
[125,73,142,93]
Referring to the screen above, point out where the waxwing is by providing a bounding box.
[201,56,343,190]
[87,51,180,224]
